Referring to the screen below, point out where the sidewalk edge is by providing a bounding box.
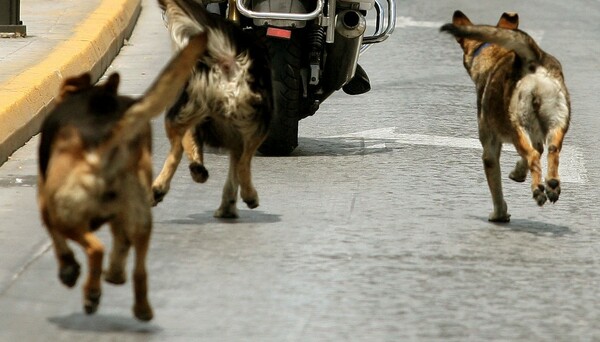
[0,0,142,166]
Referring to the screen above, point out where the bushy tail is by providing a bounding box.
[440,24,543,68]
[158,0,215,49]
[107,33,207,148]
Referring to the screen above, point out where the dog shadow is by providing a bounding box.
[47,313,161,334]
[474,216,574,237]
[161,210,281,225]
[281,137,394,157]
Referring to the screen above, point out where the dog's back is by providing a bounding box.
[441,15,570,145]
[158,0,271,141]
[38,74,151,229]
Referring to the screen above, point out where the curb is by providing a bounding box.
[0,0,142,166]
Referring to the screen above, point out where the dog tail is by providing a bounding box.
[440,24,544,70]
[158,0,218,49]
[106,33,207,148]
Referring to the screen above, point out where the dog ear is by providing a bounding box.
[452,10,472,27]
[103,73,120,94]
[451,10,472,46]
[497,12,519,29]
[88,73,120,114]
[59,73,92,99]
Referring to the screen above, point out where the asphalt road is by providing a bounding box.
[1,0,600,340]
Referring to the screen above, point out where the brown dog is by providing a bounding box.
[37,34,206,320]
[152,0,272,219]
[441,11,571,222]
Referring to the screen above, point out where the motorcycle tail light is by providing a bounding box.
[266,27,292,39]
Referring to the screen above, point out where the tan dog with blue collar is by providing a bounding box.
[441,11,571,222]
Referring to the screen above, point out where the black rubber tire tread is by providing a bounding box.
[258,33,303,156]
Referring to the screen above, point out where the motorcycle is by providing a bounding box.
[206,0,396,155]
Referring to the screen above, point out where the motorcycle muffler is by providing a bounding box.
[322,10,366,94]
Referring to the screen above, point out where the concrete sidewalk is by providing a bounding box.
[0,0,142,165]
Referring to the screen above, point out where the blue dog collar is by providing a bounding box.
[473,42,492,57]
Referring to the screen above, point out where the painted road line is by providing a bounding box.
[328,127,587,184]
[389,16,545,41]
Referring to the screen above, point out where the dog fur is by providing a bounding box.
[153,0,272,219]
[441,11,571,222]
[37,34,207,320]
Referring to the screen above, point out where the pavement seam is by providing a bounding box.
[0,241,52,298]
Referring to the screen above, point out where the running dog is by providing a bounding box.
[153,0,272,218]
[37,34,206,320]
[440,11,570,222]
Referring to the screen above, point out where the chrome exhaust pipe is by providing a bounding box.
[322,10,366,93]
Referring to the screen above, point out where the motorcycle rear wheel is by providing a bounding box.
[258,34,303,156]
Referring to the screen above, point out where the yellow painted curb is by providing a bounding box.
[0,0,142,165]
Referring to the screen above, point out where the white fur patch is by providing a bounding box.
[509,66,570,146]
[162,8,262,127]
[53,171,106,224]
[165,6,205,48]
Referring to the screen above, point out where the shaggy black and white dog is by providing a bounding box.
[153,0,272,218]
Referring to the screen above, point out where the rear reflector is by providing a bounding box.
[266,27,292,39]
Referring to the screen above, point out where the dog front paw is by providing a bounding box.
[533,184,547,206]
[59,255,81,288]
[244,198,259,209]
[84,289,101,315]
[189,162,209,183]
[509,170,527,182]
[488,200,510,222]
[241,190,259,209]
[545,179,561,203]
[104,269,126,285]
[214,204,239,219]
[151,187,167,206]
[133,301,153,321]
[509,159,528,182]
[489,212,511,223]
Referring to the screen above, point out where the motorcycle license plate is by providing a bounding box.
[266,27,292,39]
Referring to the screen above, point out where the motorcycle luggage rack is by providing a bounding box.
[235,0,324,21]
[235,0,395,53]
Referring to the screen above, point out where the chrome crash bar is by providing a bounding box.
[236,0,324,21]
[235,0,395,53]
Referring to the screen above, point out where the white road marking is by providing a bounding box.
[395,16,445,29]
[328,127,587,184]
[390,16,545,41]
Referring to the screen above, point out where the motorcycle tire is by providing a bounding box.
[258,34,303,156]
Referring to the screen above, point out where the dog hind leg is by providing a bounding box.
[183,126,209,183]
[47,228,81,287]
[130,219,153,321]
[214,149,241,218]
[481,137,510,222]
[513,127,546,206]
[41,206,82,287]
[104,216,131,285]
[67,230,104,315]
[237,136,263,209]
[152,121,187,205]
[545,127,566,203]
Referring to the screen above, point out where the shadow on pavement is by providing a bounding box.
[48,313,161,333]
[473,216,575,237]
[286,137,394,157]
[160,210,281,225]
